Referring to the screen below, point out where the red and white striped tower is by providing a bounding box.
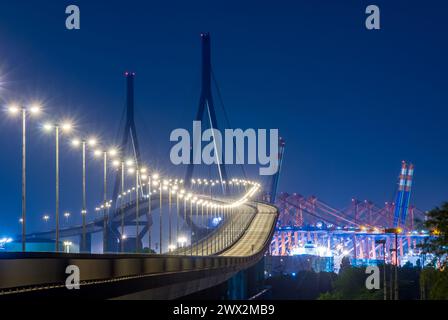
[393,161,408,227]
[400,163,414,228]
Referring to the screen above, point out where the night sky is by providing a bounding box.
[0,0,447,237]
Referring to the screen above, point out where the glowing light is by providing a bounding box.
[72,139,80,147]
[7,105,19,114]
[61,122,72,132]
[28,104,41,114]
[108,148,118,157]
[43,123,53,131]
[88,138,97,147]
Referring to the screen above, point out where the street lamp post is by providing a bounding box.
[72,137,96,252]
[44,121,71,252]
[176,187,180,253]
[375,238,387,300]
[189,196,193,256]
[8,104,40,252]
[194,198,199,256]
[159,180,163,254]
[200,200,204,256]
[94,148,118,253]
[147,174,152,252]
[120,161,125,252]
[82,140,87,251]
[150,174,160,253]
[182,195,187,255]
[102,151,108,252]
[394,232,399,300]
[135,168,139,252]
[385,228,402,300]
[168,185,172,252]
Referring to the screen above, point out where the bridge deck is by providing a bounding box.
[0,202,278,299]
[221,203,276,256]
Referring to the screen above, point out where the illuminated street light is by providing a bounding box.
[93,147,119,252]
[71,136,96,252]
[7,103,41,252]
[43,120,72,252]
[126,162,143,252]
[145,171,153,251]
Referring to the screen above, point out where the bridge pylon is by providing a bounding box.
[185,33,229,191]
[107,72,143,252]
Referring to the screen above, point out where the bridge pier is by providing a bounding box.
[226,257,265,299]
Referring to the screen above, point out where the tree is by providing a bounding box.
[319,266,382,300]
[420,267,448,299]
[419,202,448,267]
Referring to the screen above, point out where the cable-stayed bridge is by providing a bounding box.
[0,33,280,299]
[0,33,430,299]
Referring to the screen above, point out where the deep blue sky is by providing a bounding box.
[0,0,447,236]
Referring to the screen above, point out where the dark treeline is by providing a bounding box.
[265,261,448,300]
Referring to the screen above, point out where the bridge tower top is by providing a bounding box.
[185,33,229,190]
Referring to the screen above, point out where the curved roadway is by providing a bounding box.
[0,202,278,300]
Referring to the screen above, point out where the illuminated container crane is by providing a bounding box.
[400,163,414,227]
[393,161,407,227]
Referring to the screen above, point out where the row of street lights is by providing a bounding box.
[7,102,125,252]
[109,176,260,255]
[7,102,261,254]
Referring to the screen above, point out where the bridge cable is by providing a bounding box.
[212,69,248,180]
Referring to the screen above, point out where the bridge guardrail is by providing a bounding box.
[0,202,278,297]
